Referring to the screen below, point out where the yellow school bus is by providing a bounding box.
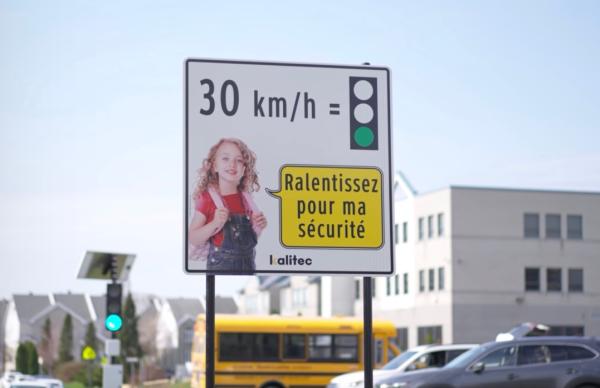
[191,314,400,388]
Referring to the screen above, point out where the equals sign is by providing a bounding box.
[329,103,340,115]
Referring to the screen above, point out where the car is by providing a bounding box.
[9,378,63,388]
[327,343,476,388]
[375,336,600,388]
[1,372,24,388]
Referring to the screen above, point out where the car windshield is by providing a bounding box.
[382,351,418,370]
[444,345,489,369]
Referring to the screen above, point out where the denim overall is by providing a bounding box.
[207,212,257,273]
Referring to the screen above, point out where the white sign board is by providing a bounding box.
[185,59,393,275]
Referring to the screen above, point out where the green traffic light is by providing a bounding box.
[354,126,374,147]
[105,314,123,332]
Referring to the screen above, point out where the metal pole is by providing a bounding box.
[110,255,118,365]
[363,277,373,388]
[206,275,215,388]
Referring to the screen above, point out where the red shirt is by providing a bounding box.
[195,191,246,247]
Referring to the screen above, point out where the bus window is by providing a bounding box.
[283,334,306,359]
[219,333,279,361]
[375,339,384,364]
[309,335,333,359]
[308,334,358,362]
[335,335,358,361]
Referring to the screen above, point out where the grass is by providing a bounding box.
[64,383,86,388]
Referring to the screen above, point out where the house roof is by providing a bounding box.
[13,294,51,321]
[215,296,238,314]
[53,293,93,321]
[90,295,106,325]
[0,299,9,330]
[132,293,159,316]
[259,275,290,290]
[167,298,204,324]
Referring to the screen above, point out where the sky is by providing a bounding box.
[1,1,599,300]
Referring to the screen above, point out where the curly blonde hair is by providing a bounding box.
[193,138,260,199]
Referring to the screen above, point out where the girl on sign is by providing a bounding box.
[189,138,267,273]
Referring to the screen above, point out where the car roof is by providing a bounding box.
[409,343,478,352]
[487,336,600,348]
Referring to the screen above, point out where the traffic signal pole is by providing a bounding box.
[109,255,118,364]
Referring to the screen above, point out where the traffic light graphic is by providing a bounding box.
[105,283,123,332]
[349,76,378,150]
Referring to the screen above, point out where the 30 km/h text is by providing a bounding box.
[197,79,319,122]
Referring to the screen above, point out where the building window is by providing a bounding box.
[568,268,583,292]
[524,213,540,238]
[417,326,442,345]
[402,222,408,243]
[428,269,435,291]
[547,268,562,292]
[418,218,424,240]
[292,288,307,307]
[355,279,360,300]
[567,215,583,240]
[372,279,376,297]
[437,213,444,237]
[427,215,434,238]
[438,267,445,290]
[394,274,400,295]
[183,327,195,343]
[403,273,409,294]
[545,214,561,239]
[394,224,399,244]
[419,270,425,292]
[395,328,408,351]
[525,268,540,291]
[386,277,392,296]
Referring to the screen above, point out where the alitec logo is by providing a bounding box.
[269,254,313,266]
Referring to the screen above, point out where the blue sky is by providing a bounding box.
[1,1,599,299]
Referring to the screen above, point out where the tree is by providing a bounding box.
[39,318,54,374]
[119,294,142,380]
[58,314,74,362]
[16,343,28,373]
[84,321,97,351]
[15,341,39,375]
[26,342,40,375]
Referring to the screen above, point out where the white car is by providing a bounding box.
[327,343,477,388]
[9,378,63,388]
[1,372,24,388]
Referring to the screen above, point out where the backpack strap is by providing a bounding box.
[241,192,260,214]
[207,187,225,209]
[241,192,265,235]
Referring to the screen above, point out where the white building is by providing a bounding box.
[358,178,600,349]
[239,275,355,317]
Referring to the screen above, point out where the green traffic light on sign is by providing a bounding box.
[105,314,123,332]
[354,126,375,147]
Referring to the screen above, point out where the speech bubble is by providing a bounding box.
[267,165,383,248]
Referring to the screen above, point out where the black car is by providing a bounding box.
[375,336,600,388]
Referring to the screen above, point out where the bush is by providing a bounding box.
[64,382,85,388]
[72,363,102,387]
[54,361,85,383]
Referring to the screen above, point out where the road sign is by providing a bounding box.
[185,59,393,275]
[82,346,96,361]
